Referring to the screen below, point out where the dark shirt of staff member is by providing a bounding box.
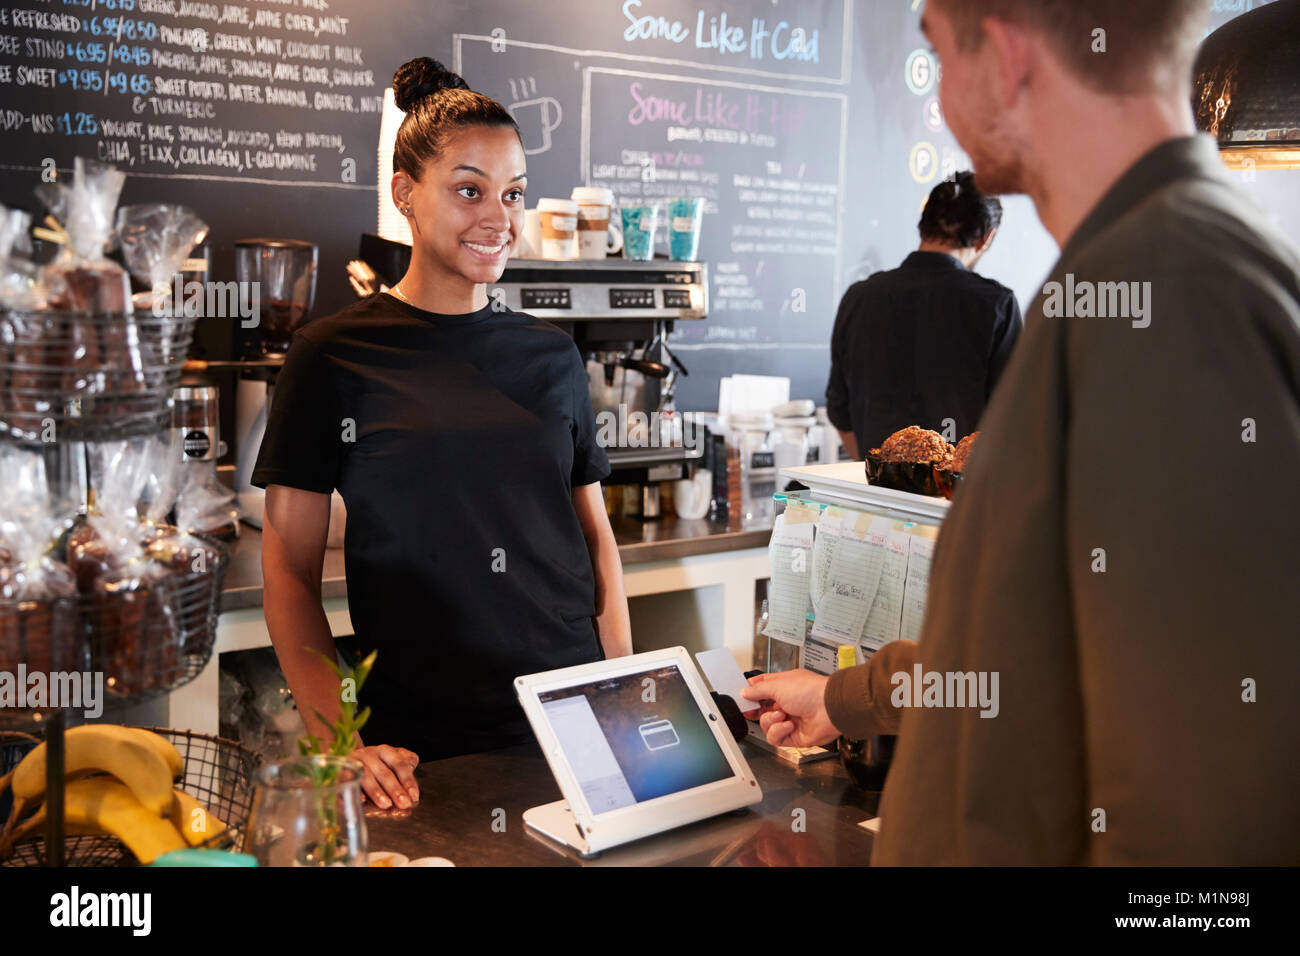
[826,172,1023,457]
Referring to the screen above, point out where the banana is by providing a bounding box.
[0,785,188,868]
[0,797,197,862]
[4,726,176,831]
[54,778,185,864]
[124,729,185,780]
[169,789,226,847]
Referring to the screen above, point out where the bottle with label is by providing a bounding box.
[172,385,239,541]
[174,386,219,466]
[836,644,896,792]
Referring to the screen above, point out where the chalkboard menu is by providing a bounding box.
[1,0,1293,409]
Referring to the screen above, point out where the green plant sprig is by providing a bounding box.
[297,649,377,787]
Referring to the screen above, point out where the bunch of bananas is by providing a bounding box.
[0,725,225,864]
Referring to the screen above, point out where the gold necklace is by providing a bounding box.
[389,284,412,305]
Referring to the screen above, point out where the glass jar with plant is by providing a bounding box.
[246,650,376,867]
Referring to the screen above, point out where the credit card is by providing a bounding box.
[695,648,761,716]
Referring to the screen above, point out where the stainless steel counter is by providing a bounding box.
[363,741,879,866]
[220,514,771,612]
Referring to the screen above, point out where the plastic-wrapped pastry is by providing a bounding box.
[139,432,223,660]
[0,446,82,678]
[35,158,141,398]
[78,438,168,695]
[0,207,49,432]
[93,555,174,695]
[66,521,119,595]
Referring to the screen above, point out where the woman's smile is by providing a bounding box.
[462,237,509,262]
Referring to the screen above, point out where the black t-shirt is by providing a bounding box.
[825,251,1023,451]
[252,292,610,760]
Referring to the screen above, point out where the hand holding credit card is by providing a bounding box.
[695,648,769,719]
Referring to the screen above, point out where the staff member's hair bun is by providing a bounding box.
[390,56,520,178]
[393,57,470,112]
[918,170,1003,250]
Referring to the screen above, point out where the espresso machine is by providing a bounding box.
[488,258,708,516]
[357,236,710,518]
[230,238,319,527]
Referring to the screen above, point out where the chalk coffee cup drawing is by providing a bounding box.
[510,96,562,156]
[538,198,579,260]
[570,186,624,260]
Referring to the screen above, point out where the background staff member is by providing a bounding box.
[746,0,1300,864]
[254,57,632,809]
[826,171,1022,457]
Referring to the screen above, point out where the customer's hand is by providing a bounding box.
[352,745,420,810]
[741,671,840,748]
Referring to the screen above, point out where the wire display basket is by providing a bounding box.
[0,309,198,445]
[0,726,261,866]
[0,533,229,726]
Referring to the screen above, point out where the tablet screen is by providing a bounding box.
[537,664,735,815]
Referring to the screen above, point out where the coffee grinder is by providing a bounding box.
[231,238,318,527]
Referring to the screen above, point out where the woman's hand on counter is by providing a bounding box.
[742,671,840,748]
[352,745,421,810]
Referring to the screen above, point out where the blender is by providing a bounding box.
[231,238,318,527]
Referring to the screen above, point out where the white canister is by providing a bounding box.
[571,186,624,259]
[673,469,713,520]
[773,415,818,470]
[538,198,579,260]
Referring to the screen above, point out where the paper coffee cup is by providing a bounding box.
[572,186,622,259]
[538,198,579,260]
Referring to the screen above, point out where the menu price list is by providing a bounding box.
[587,70,845,344]
[0,0,385,182]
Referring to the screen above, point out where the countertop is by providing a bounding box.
[363,741,880,866]
[219,513,772,612]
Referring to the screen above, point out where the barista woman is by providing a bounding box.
[253,58,632,810]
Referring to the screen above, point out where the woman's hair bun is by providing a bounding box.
[393,57,470,112]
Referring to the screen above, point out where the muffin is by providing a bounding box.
[874,426,954,468]
[865,426,953,496]
[952,432,979,473]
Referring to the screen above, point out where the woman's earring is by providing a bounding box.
[401,205,412,217]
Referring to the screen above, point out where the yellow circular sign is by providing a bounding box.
[909,141,939,184]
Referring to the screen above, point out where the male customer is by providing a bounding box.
[745,0,1300,864]
[827,171,1022,457]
